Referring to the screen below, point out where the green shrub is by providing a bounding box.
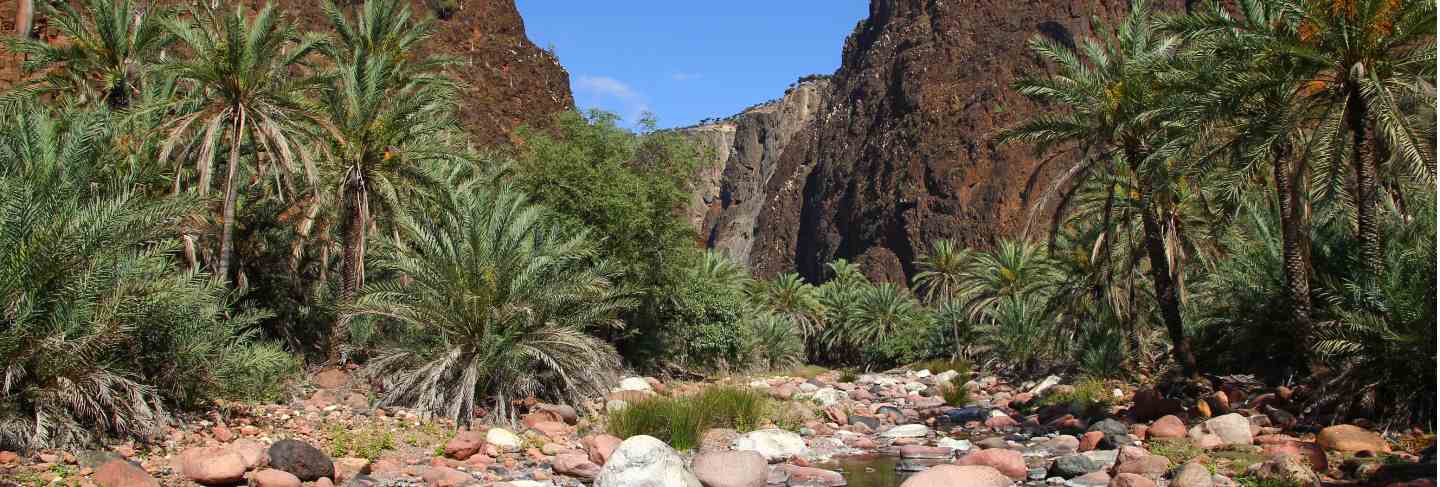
[606,386,770,450]
[1040,378,1112,418]
[1149,438,1206,465]
[329,424,395,461]
[939,376,972,406]
[838,370,859,383]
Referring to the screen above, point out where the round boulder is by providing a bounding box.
[595,435,701,487]
[691,450,766,487]
[1316,425,1391,453]
[267,439,334,482]
[900,465,1012,487]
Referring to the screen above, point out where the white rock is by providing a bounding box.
[879,424,930,438]
[915,369,933,378]
[798,383,820,393]
[1196,413,1253,446]
[938,437,973,451]
[606,400,629,413]
[618,377,653,392]
[486,427,523,452]
[809,388,848,406]
[1029,375,1062,395]
[732,429,809,462]
[596,435,700,487]
[905,382,928,393]
[932,370,960,384]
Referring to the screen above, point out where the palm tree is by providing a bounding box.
[316,0,463,364]
[13,0,33,37]
[744,312,806,371]
[345,187,634,425]
[912,239,971,304]
[746,272,825,338]
[691,250,751,292]
[0,103,293,451]
[4,0,174,109]
[156,2,322,283]
[997,0,1201,377]
[952,239,1058,324]
[849,284,926,348]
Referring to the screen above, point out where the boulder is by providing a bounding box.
[777,465,846,486]
[1190,414,1253,447]
[93,459,159,487]
[1316,425,1391,453]
[1041,435,1082,456]
[1172,462,1213,487]
[1131,389,1184,422]
[848,415,881,431]
[1079,431,1105,452]
[1262,441,1328,472]
[595,435,701,487]
[267,440,334,482]
[419,466,474,487]
[177,447,248,486]
[879,424,930,438]
[1149,415,1186,439]
[553,453,602,480]
[900,465,1012,487]
[331,457,371,484]
[444,430,485,460]
[250,469,302,487]
[1089,419,1131,450]
[586,434,623,465]
[809,388,848,406]
[486,428,523,453]
[691,451,766,487]
[230,440,267,469]
[1071,471,1112,487]
[1110,472,1157,487]
[899,446,954,460]
[1248,454,1320,487]
[1114,455,1170,480]
[956,447,1027,480]
[1050,454,1102,479]
[732,429,808,462]
[537,404,580,425]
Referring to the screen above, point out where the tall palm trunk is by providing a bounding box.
[331,170,367,365]
[1137,175,1198,378]
[15,0,33,37]
[217,112,246,283]
[1346,83,1382,274]
[1272,143,1313,353]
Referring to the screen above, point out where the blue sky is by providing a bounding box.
[515,1,870,129]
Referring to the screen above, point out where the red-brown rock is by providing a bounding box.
[93,459,159,487]
[444,430,485,460]
[1111,472,1159,487]
[1150,415,1187,439]
[900,465,1012,487]
[250,469,302,487]
[955,448,1027,480]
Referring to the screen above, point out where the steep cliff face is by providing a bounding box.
[684,79,831,266]
[749,0,1181,283]
[2,0,573,147]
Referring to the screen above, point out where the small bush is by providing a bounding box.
[1235,477,1308,487]
[1150,438,1206,465]
[912,358,972,379]
[838,370,859,383]
[939,376,972,406]
[328,424,395,461]
[606,386,770,450]
[1040,378,1112,418]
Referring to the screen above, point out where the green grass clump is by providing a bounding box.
[329,424,395,460]
[839,370,859,383]
[1149,438,1206,466]
[607,386,770,450]
[1039,378,1112,418]
[1235,477,1308,487]
[912,358,972,379]
[939,374,972,406]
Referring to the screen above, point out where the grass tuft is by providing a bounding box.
[606,386,771,450]
[1039,378,1112,418]
[1149,438,1206,466]
[328,423,395,461]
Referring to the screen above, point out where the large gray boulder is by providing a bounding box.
[596,435,701,487]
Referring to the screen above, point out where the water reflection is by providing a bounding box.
[822,455,910,487]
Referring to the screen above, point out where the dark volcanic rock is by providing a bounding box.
[268,439,335,482]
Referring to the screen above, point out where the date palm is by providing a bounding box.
[155,2,322,283]
[316,0,463,364]
[746,272,825,338]
[912,239,971,305]
[345,187,633,424]
[3,0,174,109]
[1292,0,1435,273]
[997,0,1200,377]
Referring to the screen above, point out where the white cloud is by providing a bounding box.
[670,72,702,81]
[574,75,650,122]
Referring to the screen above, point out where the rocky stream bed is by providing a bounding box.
[0,367,1433,487]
